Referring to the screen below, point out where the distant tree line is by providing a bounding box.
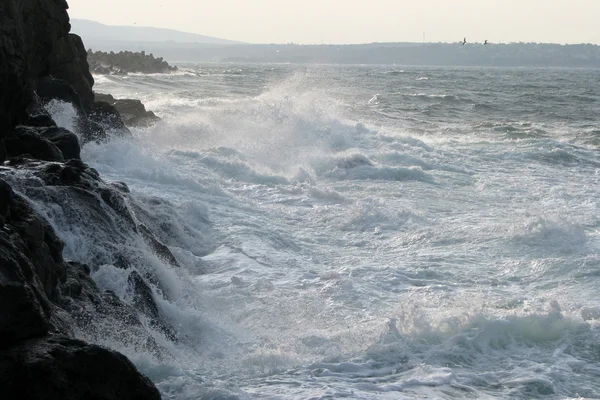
[87,49,178,74]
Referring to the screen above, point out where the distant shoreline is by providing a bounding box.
[79,41,600,68]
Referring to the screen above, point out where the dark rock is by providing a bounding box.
[81,118,110,144]
[89,101,131,134]
[0,230,51,344]
[94,92,116,104]
[0,172,172,358]
[128,270,176,340]
[0,0,70,136]
[0,180,65,345]
[40,126,81,160]
[0,140,5,165]
[48,34,95,111]
[0,0,165,396]
[36,76,84,111]
[5,126,65,162]
[93,93,160,128]
[57,261,169,358]
[6,190,67,302]
[3,157,176,297]
[26,114,57,128]
[111,181,131,193]
[139,224,181,269]
[0,179,12,220]
[128,271,159,320]
[113,99,161,127]
[0,336,160,400]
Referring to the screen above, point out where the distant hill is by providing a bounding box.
[70,19,242,45]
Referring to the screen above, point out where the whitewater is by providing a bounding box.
[44,64,600,399]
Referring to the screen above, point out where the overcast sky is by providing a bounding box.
[68,0,600,45]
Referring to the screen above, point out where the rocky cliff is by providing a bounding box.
[0,0,70,151]
[0,1,170,398]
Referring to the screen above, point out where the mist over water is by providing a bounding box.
[47,64,600,399]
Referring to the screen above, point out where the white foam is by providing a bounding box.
[61,64,600,399]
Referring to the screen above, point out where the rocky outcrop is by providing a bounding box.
[4,124,81,162]
[34,75,122,144]
[89,100,131,132]
[48,34,95,111]
[87,49,178,75]
[0,0,166,397]
[0,172,166,395]
[36,76,85,112]
[94,94,161,127]
[4,126,66,162]
[3,158,179,341]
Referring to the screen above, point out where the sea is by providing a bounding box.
[46,64,600,399]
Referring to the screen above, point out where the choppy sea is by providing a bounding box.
[46,64,600,399]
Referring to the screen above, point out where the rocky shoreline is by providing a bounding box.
[1,1,173,398]
[87,49,178,75]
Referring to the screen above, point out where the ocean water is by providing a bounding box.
[49,64,600,399]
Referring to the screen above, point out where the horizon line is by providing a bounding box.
[72,18,600,47]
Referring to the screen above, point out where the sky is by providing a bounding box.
[67,0,600,45]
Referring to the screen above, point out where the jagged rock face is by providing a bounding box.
[0,0,166,396]
[1,159,180,340]
[0,177,72,344]
[0,172,169,388]
[48,34,95,111]
[0,0,70,141]
[0,336,161,400]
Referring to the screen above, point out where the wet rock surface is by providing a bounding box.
[0,0,166,397]
[0,336,161,400]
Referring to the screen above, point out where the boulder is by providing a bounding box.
[92,93,161,128]
[94,92,116,104]
[113,99,161,127]
[26,114,57,128]
[0,336,161,400]
[5,126,65,162]
[41,126,81,160]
